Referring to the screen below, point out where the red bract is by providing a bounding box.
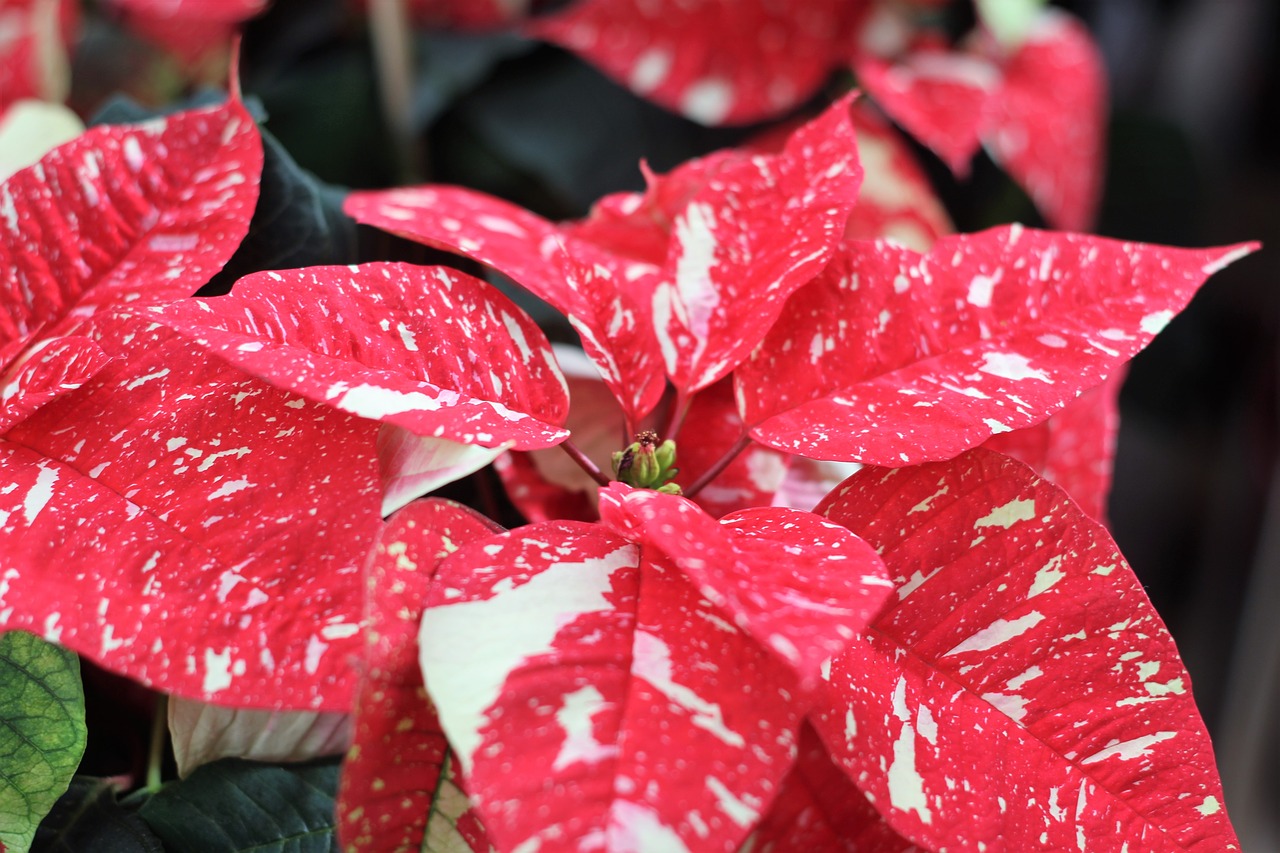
[0,0,78,109]
[0,320,381,708]
[738,228,1257,464]
[0,95,262,430]
[529,0,862,126]
[147,263,571,513]
[337,498,498,852]
[417,485,892,852]
[809,448,1239,850]
[856,8,1107,230]
[346,94,863,424]
[106,0,268,65]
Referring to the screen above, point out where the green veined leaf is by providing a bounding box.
[0,631,87,853]
[138,758,340,852]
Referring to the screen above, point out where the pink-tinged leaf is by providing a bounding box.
[147,263,570,451]
[676,378,789,518]
[0,96,262,370]
[529,0,861,125]
[810,448,1240,851]
[168,698,350,777]
[772,458,863,513]
[106,0,266,64]
[0,319,381,709]
[597,483,891,684]
[343,188,666,427]
[844,103,952,250]
[338,498,499,852]
[854,50,997,175]
[651,93,864,393]
[750,725,918,853]
[351,0,529,30]
[0,0,77,108]
[501,346,622,523]
[986,10,1107,231]
[421,521,802,853]
[984,371,1123,521]
[378,425,511,517]
[0,335,112,433]
[740,228,1258,464]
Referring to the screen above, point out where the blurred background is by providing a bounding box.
[58,0,1279,844]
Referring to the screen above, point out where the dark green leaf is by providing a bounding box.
[412,31,534,132]
[138,758,340,852]
[201,129,360,295]
[0,631,87,853]
[32,778,162,853]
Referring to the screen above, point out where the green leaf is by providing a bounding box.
[138,758,340,852]
[412,31,534,132]
[0,631,87,853]
[32,778,162,853]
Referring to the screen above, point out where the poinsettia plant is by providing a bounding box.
[0,1,1260,851]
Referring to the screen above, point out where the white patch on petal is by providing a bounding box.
[983,692,1030,724]
[551,685,617,771]
[633,630,744,747]
[23,465,58,523]
[682,78,734,125]
[945,611,1045,656]
[334,383,461,418]
[420,545,637,771]
[974,498,1035,530]
[1080,731,1177,764]
[1140,310,1175,336]
[706,776,759,828]
[978,352,1051,383]
[630,48,672,93]
[609,801,690,852]
[203,648,233,693]
[887,720,932,824]
[967,272,999,307]
[1196,795,1222,816]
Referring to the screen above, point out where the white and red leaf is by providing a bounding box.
[0,96,261,372]
[343,188,666,427]
[0,0,77,108]
[147,263,570,451]
[0,320,381,709]
[528,0,861,126]
[739,228,1257,464]
[597,483,891,685]
[854,49,997,175]
[651,93,864,393]
[809,448,1239,851]
[337,498,500,852]
[168,699,350,778]
[420,520,803,852]
[985,10,1107,231]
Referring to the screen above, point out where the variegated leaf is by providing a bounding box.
[810,448,1239,851]
[420,521,803,853]
[168,698,350,778]
[0,319,381,709]
[338,498,500,852]
[739,228,1256,464]
[146,263,570,451]
[597,484,891,685]
[528,0,859,125]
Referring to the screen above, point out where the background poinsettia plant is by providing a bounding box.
[0,0,1271,850]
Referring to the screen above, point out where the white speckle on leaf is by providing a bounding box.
[203,648,233,693]
[706,777,759,828]
[945,611,1045,656]
[551,685,617,771]
[974,498,1035,530]
[631,48,673,93]
[1080,731,1177,764]
[1140,310,1175,336]
[978,352,1051,383]
[23,465,58,523]
[682,78,734,125]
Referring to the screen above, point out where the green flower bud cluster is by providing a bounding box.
[611,430,681,494]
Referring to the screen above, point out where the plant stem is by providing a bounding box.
[561,439,610,486]
[369,0,423,182]
[146,694,169,792]
[663,390,692,441]
[684,432,752,498]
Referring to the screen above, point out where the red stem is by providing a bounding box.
[560,439,610,486]
[684,432,752,498]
